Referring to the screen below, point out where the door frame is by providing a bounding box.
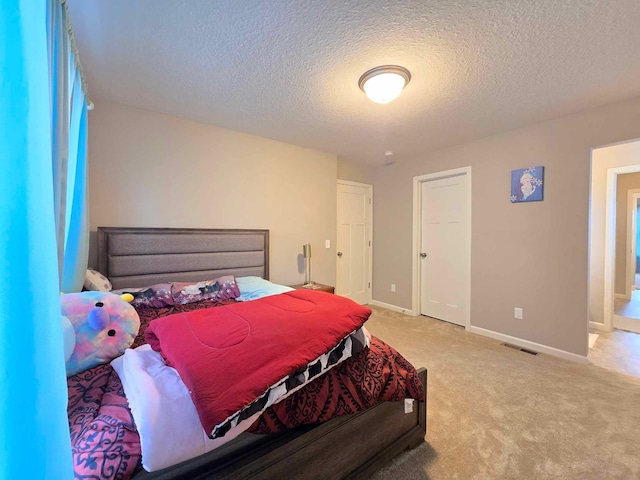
[602,165,640,332]
[336,180,373,304]
[411,167,472,329]
[624,189,640,299]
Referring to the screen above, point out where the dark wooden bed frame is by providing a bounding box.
[96,227,427,480]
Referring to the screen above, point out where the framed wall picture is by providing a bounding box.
[511,166,544,203]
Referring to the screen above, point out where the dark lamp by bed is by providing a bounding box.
[303,243,314,287]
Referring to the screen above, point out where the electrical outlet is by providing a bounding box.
[514,307,523,320]
[391,284,396,292]
[325,240,330,248]
[404,399,414,413]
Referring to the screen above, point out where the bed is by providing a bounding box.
[69,227,427,479]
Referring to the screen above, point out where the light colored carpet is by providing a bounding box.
[365,306,640,480]
[589,329,640,378]
[613,290,640,318]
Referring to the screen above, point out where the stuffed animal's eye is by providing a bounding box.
[108,329,116,337]
[95,302,104,307]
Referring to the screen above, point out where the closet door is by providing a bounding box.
[337,182,372,305]
[420,174,469,326]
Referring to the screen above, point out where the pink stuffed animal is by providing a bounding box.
[62,291,140,376]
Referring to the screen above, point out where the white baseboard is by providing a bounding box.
[613,315,640,334]
[467,326,589,364]
[369,300,417,316]
[589,321,609,332]
[615,293,631,300]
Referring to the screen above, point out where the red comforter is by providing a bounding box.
[145,290,372,438]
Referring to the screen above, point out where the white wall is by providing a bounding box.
[88,100,338,286]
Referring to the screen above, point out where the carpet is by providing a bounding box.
[365,306,640,480]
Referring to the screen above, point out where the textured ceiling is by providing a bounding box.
[67,0,640,165]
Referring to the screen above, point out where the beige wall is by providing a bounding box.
[372,96,640,357]
[88,100,338,286]
[615,172,640,295]
[337,157,375,185]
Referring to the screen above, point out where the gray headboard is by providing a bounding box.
[97,227,269,289]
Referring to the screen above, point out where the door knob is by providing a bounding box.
[420,252,427,258]
[337,252,343,257]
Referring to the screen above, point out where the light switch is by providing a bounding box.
[325,240,330,248]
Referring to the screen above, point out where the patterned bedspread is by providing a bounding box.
[67,299,424,480]
[68,364,140,480]
[67,299,235,479]
[249,336,424,434]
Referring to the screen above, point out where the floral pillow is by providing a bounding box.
[171,275,240,305]
[112,283,174,308]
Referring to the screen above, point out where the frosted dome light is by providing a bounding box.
[358,66,411,104]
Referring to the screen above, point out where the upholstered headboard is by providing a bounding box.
[97,227,269,289]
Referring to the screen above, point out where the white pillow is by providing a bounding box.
[84,269,112,292]
[111,345,261,472]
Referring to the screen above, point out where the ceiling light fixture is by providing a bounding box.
[358,65,411,104]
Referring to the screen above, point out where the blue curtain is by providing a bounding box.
[48,0,69,280]
[47,0,89,293]
[0,0,73,478]
[49,0,89,294]
[62,66,89,292]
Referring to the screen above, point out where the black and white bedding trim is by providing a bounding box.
[212,327,370,438]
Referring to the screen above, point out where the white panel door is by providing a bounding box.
[337,182,371,304]
[420,175,468,326]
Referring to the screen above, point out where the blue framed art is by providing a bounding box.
[511,166,544,203]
